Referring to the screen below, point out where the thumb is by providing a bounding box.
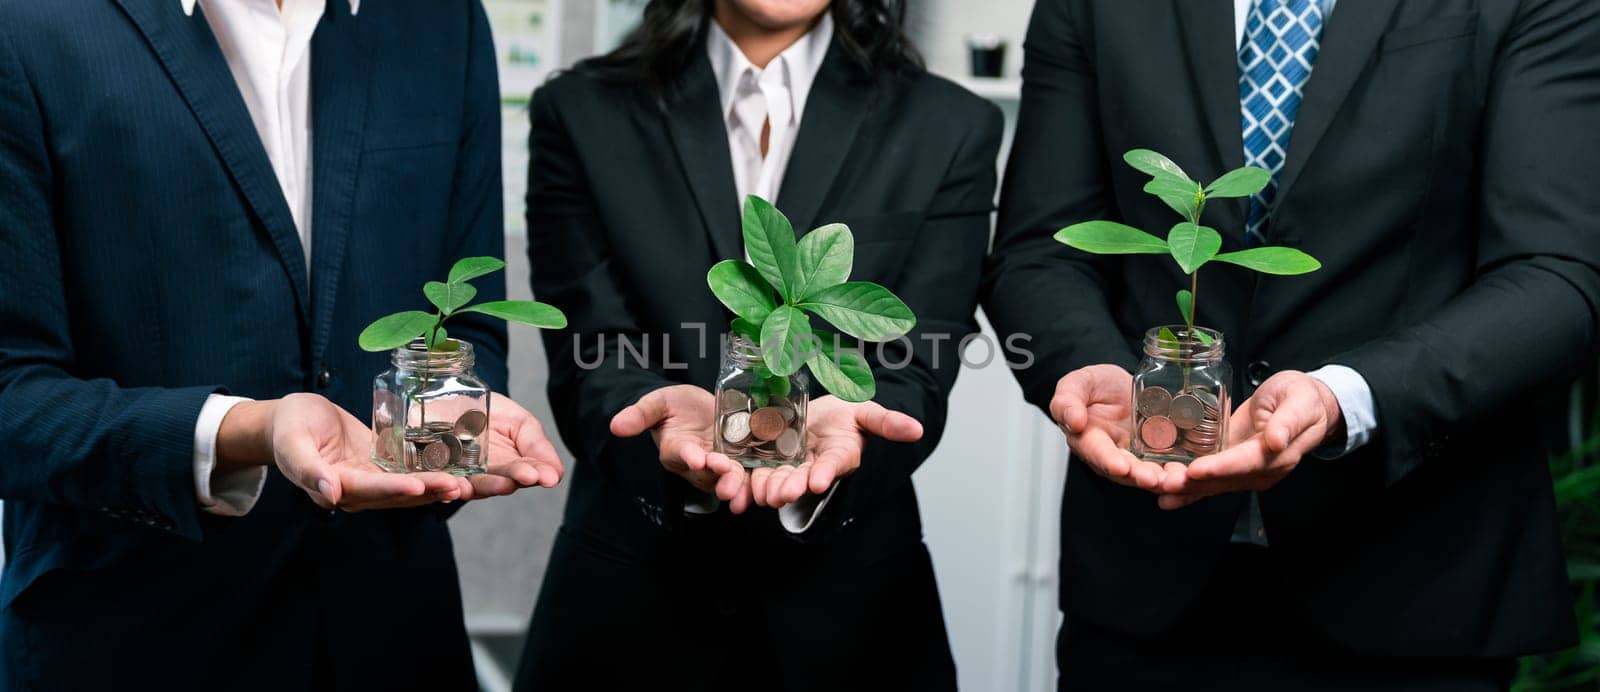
[855,403,923,443]
[274,428,340,506]
[610,389,671,438]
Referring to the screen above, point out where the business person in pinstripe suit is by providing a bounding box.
[0,1,561,688]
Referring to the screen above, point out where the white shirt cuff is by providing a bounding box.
[683,488,720,515]
[193,394,268,517]
[1307,364,1378,459]
[777,481,838,534]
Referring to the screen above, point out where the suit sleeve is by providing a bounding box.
[1332,0,1600,486]
[983,0,1140,419]
[806,98,1004,540]
[438,0,509,393]
[525,83,685,531]
[0,26,213,541]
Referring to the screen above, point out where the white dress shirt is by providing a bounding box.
[1233,0,1374,457]
[186,0,362,516]
[688,16,836,533]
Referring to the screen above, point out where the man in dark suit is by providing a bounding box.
[0,1,560,688]
[514,1,1001,689]
[985,0,1600,689]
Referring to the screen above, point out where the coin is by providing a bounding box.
[721,411,752,445]
[775,428,802,458]
[454,410,488,440]
[1187,388,1221,412]
[438,432,464,467]
[719,389,751,414]
[1139,416,1179,450]
[1136,386,1173,417]
[462,444,483,468]
[419,442,450,471]
[1169,394,1205,430]
[749,407,787,442]
[776,405,797,424]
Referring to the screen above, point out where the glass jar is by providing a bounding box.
[371,338,490,476]
[712,334,808,468]
[1131,326,1232,463]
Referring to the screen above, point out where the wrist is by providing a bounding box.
[1312,378,1346,444]
[216,399,278,474]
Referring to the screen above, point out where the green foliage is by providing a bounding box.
[705,196,918,403]
[1055,148,1320,342]
[1518,369,1600,691]
[359,256,567,353]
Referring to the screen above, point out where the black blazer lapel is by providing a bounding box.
[1173,0,1250,238]
[1274,0,1400,208]
[114,0,311,318]
[777,45,873,234]
[307,8,370,363]
[664,53,744,262]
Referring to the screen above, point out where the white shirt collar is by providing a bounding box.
[182,0,360,17]
[706,13,834,126]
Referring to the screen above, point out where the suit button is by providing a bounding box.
[315,368,332,389]
[1247,361,1272,387]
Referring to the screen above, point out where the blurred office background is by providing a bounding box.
[457,1,1054,690]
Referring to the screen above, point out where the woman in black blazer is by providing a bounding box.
[516,1,1002,689]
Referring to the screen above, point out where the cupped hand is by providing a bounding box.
[751,396,923,510]
[1051,364,1167,491]
[1157,370,1342,509]
[458,393,565,500]
[269,393,469,511]
[610,385,751,513]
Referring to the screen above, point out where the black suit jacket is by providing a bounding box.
[0,1,506,688]
[517,43,1002,691]
[985,0,1599,658]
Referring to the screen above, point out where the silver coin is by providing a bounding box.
[462,443,483,469]
[718,389,751,414]
[1187,388,1221,411]
[454,409,489,440]
[777,405,797,424]
[775,428,802,459]
[721,411,752,445]
[419,442,450,471]
[439,432,464,467]
[1136,386,1173,417]
[1169,395,1205,430]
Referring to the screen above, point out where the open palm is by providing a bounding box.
[1052,364,1167,491]
[463,393,565,499]
[610,385,750,512]
[270,393,468,511]
[751,396,923,509]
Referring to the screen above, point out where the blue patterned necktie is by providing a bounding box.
[1239,0,1325,244]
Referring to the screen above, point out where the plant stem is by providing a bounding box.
[419,312,446,425]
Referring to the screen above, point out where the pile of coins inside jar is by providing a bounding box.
[379,408,488,475]
[1134,385,1225,461]
[714,389,805,467]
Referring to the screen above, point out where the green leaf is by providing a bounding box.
[458,300,569,329]
[425,326,450,350]
[423,281,477,315]
[707,260,777,322]
[796,282,916,342]
[1167,222,1223,275]
[1054,220,1170,255]
[766,373,792,399]
[807,334,876,403]
[1176,289,1193,326]
[794,223,854,301]
[742,196,804,303]
[1194,329,1215,346]
[448,256,506,285]
[1144,176,1203,220]
[1124,149,1194,185]
[759,305,813,377]
[730,317,764,342]
[1212,246,1322,275]
[1157,327,1181,352]
[1205,166,1272,198]
[358,311,436,352]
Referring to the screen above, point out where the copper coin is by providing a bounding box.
[775,428,802,459]
[1136,386,1173,417]
[721,411,752,445]
[419,442,450,471]
[1139,416,1180,450]
[719,389,751,414]
[749,407,787,442]
[454,410,488,439]
[438,432,464,466]
[1169,395,1205,430]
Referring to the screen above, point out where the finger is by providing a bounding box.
[534,460,562,488]
[669,437,709,472]
[1073,426,1135,485]
[809,454,841,495]
[609,389,670,438]
[1262,386,1324,453]
[855,404,923,444]
[1158,494,1203,511]
[1185,438,1270,482]
[778,462,813,505]
[1128,459,1166,491]
[750,466,774,507]
[1051,377,1090,434]
[714,462,745,503]
[726,472,752,515]
[513,413,563,468]
[765,466,795,509]
[1158,462,1189,495]
[467,473,518,499]
[273,430,343,506]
